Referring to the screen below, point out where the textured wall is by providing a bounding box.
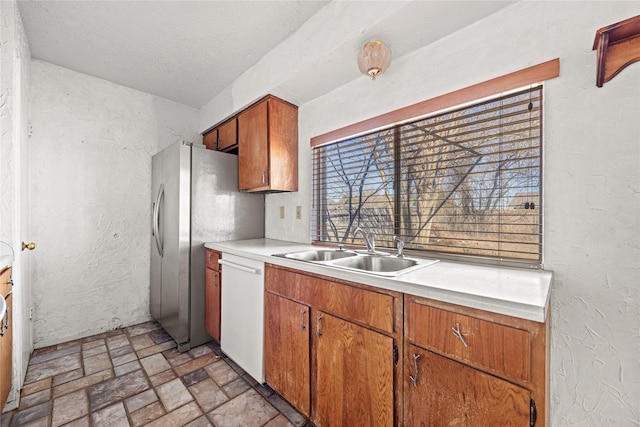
[199,1,639,424]
[29,61,200,346]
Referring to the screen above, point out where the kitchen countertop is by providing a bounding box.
[205,238,553,323]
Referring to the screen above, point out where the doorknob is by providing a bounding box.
[22,242,36,251]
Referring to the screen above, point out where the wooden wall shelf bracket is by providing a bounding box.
[592,15,640,87]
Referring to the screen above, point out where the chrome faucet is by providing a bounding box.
[393,236,405,258]
[353,227,376,254]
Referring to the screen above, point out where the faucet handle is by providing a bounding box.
[337,243,345,252]
[393,236,405,257]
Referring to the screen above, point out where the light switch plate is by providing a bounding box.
[280,206,285,219]
[296,206,302,220]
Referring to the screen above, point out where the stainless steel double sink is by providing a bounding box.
[273,249,438,277]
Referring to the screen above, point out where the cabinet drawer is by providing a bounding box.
[206,250,220,270]
[266,266,395,334]
[408,302,531,382]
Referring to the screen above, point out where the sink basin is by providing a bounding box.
[331,255,438,276]
[332,255,419,272]
[274,248,439,277]
[280,249,358,262]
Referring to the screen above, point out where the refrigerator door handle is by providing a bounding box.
[153,184,164,257]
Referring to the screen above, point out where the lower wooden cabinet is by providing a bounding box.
[314,311,394,427]
[262,264,549,427]
[205,250,222,343]
[405,346,532,426]
[264,292,310,416]
[0,267,13,412]
[264,264,401,427]
[405,294,548,427]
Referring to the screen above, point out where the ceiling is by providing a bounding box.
[17,1,513,109]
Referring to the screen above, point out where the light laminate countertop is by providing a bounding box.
[205,238,552,323]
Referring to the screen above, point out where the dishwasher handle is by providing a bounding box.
[218,259,262,275]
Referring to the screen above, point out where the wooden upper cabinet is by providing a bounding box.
[203,119,237,152]
[217,118,237,151]
[238,95,298,192]
[203,128,217,150]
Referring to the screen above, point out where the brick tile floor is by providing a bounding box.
[0,321,312,427]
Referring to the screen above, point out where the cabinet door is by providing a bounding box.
[238,100,269,190]
[264,292,310,416]
[205,268,221,343]
[217,118,237,151]
[405,345,532,427]
[203,129,217,150]
[313,311,394,427]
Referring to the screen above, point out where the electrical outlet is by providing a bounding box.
[280,206,285,219]
[296,206,302,220]
[29,306,34,320]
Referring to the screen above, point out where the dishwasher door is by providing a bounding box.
[219,253,265,383]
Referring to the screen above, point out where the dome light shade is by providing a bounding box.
[357,40,392,80]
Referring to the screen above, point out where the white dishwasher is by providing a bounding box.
[218,253,265,382]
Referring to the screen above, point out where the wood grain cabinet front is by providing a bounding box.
[0,267,13,412]
[204,250,222,343]
[264,264,402,427]
[264,292,310,416]
[202,118,237,152]
[217,118,237,151]
[238,95,298,192]
[404,295,549,427]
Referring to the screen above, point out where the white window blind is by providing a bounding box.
[312,85,543,264]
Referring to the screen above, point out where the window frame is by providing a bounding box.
[310,59,560,269]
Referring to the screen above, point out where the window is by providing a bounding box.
[312,86,543,264]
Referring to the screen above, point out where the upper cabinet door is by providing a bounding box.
[217,118,237,151]
[238,100,269,191]
[238,95,298,192]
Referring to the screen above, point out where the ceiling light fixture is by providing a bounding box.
[357,40,392,80]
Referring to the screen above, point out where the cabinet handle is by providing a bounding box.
[262,171,267,185]
[300,309,307,331]
[409,353,421,387]
[316,315,323,337]
[452,322,468,348]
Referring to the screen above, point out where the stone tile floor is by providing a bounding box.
[1,321,312,427]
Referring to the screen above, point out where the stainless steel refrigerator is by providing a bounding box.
[150,141,264,352]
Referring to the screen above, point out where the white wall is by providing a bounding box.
[0,0,33,409]
[199,1,639,425]
[29,61,200,346]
